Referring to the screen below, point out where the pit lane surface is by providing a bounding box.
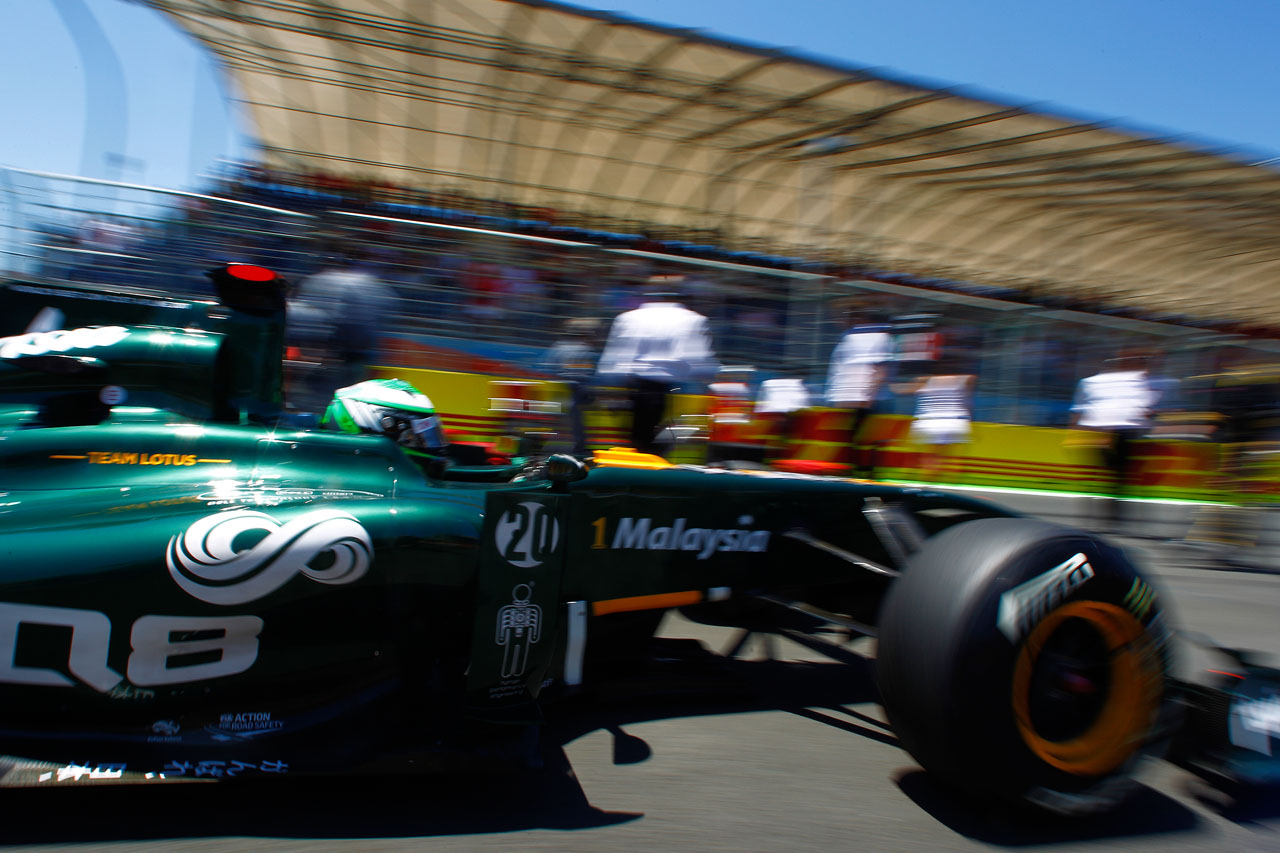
[3,535,1278,853]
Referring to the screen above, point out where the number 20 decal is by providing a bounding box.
[0,602,262,691]
[494,501,560,569]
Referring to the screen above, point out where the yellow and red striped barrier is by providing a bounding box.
[771,409,857,476]
[371,364,1274,501]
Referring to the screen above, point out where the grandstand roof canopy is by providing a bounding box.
[151,0,1280,329]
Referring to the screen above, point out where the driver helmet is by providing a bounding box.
[322,378,447,459]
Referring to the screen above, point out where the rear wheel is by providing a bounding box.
[877,518,1173,814]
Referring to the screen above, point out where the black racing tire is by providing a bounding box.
[876,518,1174,815]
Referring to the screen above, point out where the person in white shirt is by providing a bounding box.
[903,355,975,482]
[757,377,811,416]
[1071,352,1160,524]
[596,276,719,454]
[825,306,894,476]
[287,241,396,415]
[826,323,894,407]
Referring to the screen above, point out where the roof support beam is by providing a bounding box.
[151,0,1280,329]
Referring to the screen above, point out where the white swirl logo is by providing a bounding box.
[0,325,129,359]
[167,509,372,605]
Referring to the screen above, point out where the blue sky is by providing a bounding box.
[1,0,1278,192]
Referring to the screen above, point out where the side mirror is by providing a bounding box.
[545,453,589,488]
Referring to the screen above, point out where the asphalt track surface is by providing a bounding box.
[3,515,1278,851]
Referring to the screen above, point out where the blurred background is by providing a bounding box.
[1,0,1278,520]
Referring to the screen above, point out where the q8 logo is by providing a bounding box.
[494,501,561,568]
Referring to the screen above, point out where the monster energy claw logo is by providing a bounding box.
[494,501,561,568]
[167,509,372,605]
[1124,578,1156,619]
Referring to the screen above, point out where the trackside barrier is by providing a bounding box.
[707,381,771,462]
[369,364,1273,502]
[707,382,752,442]
[488,379,558,454]
[770,409,856,476]
[871,419,1227,501]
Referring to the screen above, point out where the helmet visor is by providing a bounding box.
[376,409,447,453]
[409,414,447,452]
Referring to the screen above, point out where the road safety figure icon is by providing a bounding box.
[496,584,541,678]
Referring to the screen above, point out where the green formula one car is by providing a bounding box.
[0,265,1188,813]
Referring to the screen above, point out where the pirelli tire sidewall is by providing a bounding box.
[876,518,1173,815]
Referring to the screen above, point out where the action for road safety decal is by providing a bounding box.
[590,515,771,559]
[496,584,541,678]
